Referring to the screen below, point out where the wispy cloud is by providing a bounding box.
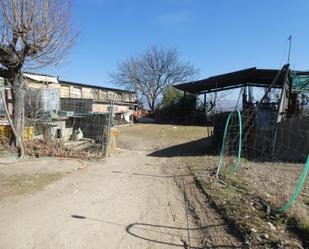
[154,11,192,25]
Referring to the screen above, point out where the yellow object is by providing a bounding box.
[110,128,120,137]
[0,125,33,141]
[106,128,119,156]
[24,127,33,141]
[107,136,117,155]
[0,125,11,139]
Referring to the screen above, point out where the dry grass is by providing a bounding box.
[0,172,64,201]
[117,123,309,247]
[118,124,212,151]
[25,140,100,159]
[186,157,309,247]
[0,137,103,159]
[237,161,309,235]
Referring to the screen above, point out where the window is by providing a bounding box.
[60,86,70,98]
[124,93,131,102]
[72,87,82,98]
[116,92,122,101]
[99,90,107,100]
[92,89,100,100]
[129,93,135,102]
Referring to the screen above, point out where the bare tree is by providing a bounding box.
[0,0,76,149]
[198,91,229,114]
[111,46,197,112]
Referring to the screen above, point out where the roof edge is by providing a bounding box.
[59,80,135,94]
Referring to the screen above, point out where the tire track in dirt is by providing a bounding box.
[157,158,246,248]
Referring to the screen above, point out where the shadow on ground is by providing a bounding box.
[126,222,240,248]
[71,215,237,248]
[148,137,217,158]
[111,171,194,178]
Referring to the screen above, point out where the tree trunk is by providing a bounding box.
[10,70,25,147]
[148,99,155,113]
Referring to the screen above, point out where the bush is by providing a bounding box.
[155,87,196,122]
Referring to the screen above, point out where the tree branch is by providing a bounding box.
[0,67,12,78]
[110,45,197,111]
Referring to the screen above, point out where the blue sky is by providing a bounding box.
[39,0,309,88]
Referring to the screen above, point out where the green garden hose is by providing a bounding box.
[215,109,308,213]
[216,110,242,176]
[277,155,309,213]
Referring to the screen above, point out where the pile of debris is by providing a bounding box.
[25,140,99,159]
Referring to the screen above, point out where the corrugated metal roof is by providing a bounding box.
[174,67,287,94]
[23,73,58,84]
[59,80,135,94]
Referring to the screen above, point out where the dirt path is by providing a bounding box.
[0,124,244,249]
[0,149,205,249]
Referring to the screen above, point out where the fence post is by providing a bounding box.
[104,94,115,157]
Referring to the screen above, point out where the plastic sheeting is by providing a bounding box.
[290,71,309,91]
[25,88,60,115]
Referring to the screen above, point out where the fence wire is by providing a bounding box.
[0,87,115,159]
[216,106,309,218]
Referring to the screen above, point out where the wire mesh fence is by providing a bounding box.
[216,106,309,220]
[0,86,116,159]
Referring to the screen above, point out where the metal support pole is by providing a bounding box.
[272,64,290,157]
[104,94,115,157]
[204,93,208,128]
[287,35,292,64]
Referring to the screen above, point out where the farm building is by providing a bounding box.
[0,72,137,144]
[59,79,137,117]
[175,64,309,162]
[0,72,137,116]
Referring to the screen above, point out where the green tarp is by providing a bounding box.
[290,71,309,91]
